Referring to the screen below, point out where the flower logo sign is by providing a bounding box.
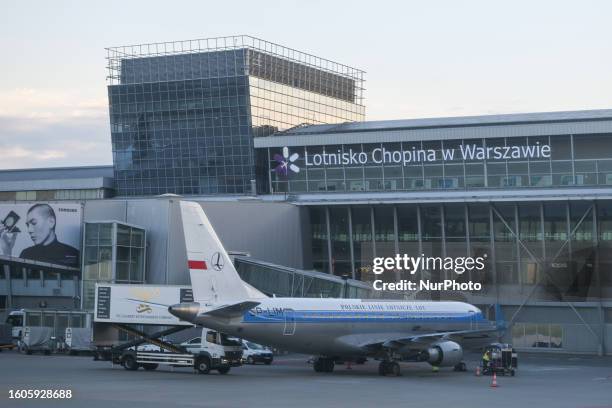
[274,147,300,176]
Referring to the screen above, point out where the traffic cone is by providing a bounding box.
[475,366,481,376]
[491,372,498,388]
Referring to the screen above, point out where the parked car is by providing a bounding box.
[241,340,273,365]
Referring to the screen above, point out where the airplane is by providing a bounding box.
[168,201,504,376]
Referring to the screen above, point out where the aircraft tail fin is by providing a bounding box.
[180,201,255,303]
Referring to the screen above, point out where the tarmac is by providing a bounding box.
[1,350,611,408]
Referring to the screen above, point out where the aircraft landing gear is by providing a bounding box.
[378,361,401,377]
[313,357,335,373]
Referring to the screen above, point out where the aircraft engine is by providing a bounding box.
[423,341,463,367]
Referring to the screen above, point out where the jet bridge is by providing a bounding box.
[234,257,383,299]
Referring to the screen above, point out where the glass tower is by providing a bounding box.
[106,36,365,196]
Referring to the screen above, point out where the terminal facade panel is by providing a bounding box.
[304,202,611,304]
[260,133,612,194]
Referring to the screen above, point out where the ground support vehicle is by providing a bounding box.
[21,327,53,355]
[93,283,242,374]
[0,324,13,351]
[65,327,94,355]
[481,343,518,376]
[94,324,242,374]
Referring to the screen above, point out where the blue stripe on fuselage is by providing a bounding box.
[242,310,486,324]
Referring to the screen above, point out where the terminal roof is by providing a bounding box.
[277,109,612,135]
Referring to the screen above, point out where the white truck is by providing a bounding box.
[5,309,91,353]
[6,310,24,342]
[167,329,244,374]
[93,283,243,374]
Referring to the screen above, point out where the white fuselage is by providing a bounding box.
[193,298,490,357]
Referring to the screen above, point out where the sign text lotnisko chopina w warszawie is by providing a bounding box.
[304,142,551,167]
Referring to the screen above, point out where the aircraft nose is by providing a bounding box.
[168,302,200,322]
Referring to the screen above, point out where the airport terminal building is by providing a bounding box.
[254,110,612,355]
[0,36,611,355]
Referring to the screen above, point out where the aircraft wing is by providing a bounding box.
[374,327,499,349]
[339,326,500,352]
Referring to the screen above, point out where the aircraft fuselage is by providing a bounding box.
[192,298,491,357]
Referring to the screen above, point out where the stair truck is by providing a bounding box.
[93,283,243,374]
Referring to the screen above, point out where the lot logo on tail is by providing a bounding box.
[274,147,300,176]
[212,252,224,271]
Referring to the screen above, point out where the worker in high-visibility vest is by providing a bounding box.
[482,350,491,372]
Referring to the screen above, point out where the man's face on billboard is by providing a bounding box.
[26,207,55,245]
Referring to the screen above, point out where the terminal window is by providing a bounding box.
[512,323,563,349]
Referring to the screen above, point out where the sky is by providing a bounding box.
[1,0,611,169]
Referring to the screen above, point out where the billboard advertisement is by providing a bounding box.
[0,202,82,268]
[94,283,194,325]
